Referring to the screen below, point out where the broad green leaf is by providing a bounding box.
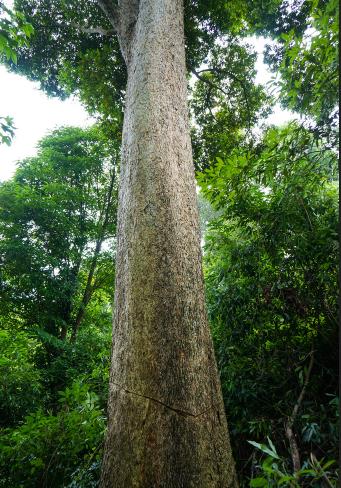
[247,440,280,459]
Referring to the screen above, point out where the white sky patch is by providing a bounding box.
[0,66,94,181]
[246,36,296,126]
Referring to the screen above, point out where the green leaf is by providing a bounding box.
[322,460,336,470]
[22,23,34,37]
[267,437,278,455]
[250,477,268,487]
[247,440,280,459]
[278,475,295,484]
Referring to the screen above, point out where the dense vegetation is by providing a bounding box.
[0,0,338,486]
[199,123,338,486]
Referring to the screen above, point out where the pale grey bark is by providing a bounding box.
[100,0,238,486]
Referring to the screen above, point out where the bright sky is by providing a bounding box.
[0,37,294,182]
[0,66,95,181]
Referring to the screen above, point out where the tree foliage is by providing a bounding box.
[7,0,279,148]
[0,125,118,340]
[263,0,339,144]
[199,122,338,485]
[0,381,106,488]
[0,0,338,485]
[0,328,42,426]
[190,40,273,171]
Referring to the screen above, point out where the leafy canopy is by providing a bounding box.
[7,0,282,149]
[0,125,118,339]
[199,122,338,484]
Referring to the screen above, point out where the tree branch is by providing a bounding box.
[192,68,230,99]
[96,0,140,65]
[192,67,252,130]
[72,22,115,36]
[96,0,120,32]
[285,350,315,472]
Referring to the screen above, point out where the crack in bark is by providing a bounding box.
[112,382,210,418]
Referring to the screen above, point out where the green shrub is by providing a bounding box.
[0,329,42,426]
[31,320,111,412]
[0,381,106,488]
[248,438,339,487]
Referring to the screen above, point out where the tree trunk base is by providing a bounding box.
[101,385,238,487]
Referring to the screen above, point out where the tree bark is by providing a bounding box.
[100,1,238,486]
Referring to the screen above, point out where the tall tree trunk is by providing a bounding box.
[100,1,238,486]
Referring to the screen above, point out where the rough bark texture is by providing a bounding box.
[100,1,238,486]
